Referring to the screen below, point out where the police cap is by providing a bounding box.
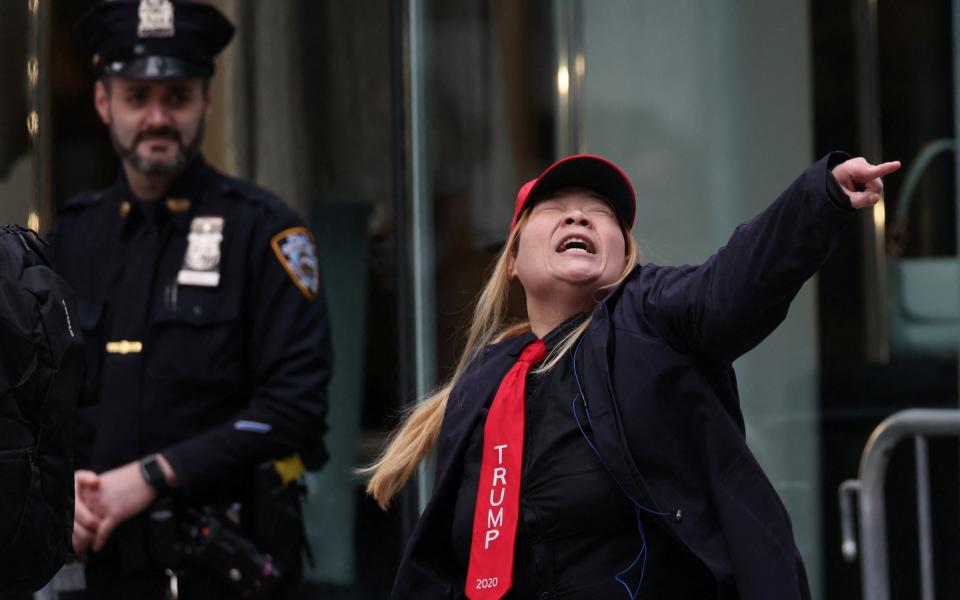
[77,0,234,80]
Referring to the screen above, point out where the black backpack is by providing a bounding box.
[0,225,83,591]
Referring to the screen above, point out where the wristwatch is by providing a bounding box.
[139,454,171,495]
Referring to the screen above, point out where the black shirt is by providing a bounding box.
[452,316,715,599]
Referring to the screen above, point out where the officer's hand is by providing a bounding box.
[831,158,901,209]
[84,461,157,552]
[72,470,102,556]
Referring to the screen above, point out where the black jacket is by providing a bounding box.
[50,157,333,502]
[391,153,853,599]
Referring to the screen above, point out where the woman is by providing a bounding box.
[364,152,899,599]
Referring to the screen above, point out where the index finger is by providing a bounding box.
[866,160,901,179]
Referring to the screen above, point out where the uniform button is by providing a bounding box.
[192,305,204,316]
[674,508,683,522]
[540,593,550,600]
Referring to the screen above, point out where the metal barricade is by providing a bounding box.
[839,408,960,600]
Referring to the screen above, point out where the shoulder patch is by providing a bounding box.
[270,227,319,300]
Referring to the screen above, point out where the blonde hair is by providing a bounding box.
[360,211,639,509]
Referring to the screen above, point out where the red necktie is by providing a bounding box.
[465,339,548,600]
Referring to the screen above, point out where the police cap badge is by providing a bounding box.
[76,0,234,79]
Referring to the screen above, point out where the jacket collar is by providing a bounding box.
[111,155,214,237]
[577,283,661,512]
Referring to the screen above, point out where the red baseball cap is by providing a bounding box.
[509,154,636,232]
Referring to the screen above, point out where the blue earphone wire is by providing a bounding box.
[570,335,670,599]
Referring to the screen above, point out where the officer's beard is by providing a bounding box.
[111,119,205,177]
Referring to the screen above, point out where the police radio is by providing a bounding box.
[166,454,310,597]
[177,508,285,598]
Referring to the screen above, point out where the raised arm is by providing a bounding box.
[625,153,900,363]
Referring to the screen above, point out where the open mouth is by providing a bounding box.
[556,234,596,255]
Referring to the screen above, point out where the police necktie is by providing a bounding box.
[465,339,548,600]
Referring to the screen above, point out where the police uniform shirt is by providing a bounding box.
[50,156,332,501]
[451,315,716,599]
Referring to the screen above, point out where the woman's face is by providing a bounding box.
[510,188,627,299]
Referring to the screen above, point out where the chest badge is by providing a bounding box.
[271,226,320,300]
[178,216,223,287]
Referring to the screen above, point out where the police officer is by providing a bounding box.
[49,1,332,597]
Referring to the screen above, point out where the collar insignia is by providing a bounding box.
[165,198,191,213]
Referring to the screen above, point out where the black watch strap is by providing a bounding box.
[140,454,171,494]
